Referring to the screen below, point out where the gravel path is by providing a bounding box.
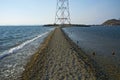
[22,28,96,80]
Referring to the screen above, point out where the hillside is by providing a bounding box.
[102,19,120,26]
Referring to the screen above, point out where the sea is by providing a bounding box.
[0,26,54,79]
[63,26,120,79]
[0,26,120,79]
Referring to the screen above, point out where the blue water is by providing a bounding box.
[63,26,120,55]
[0,26,54,79]
[63,26,120,79]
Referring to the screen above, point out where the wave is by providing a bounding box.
[0,31,49,60]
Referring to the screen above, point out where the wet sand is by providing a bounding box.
[21,28,107,80]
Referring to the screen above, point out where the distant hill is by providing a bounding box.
[102,19,120,26]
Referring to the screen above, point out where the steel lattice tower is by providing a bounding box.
[54,0,71,25]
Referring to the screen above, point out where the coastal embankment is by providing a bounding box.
[21,28,107,80]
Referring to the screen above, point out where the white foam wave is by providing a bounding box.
[0,31,49,59]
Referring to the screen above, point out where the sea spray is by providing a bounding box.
[0,32,49,60]
[0,26,54,80]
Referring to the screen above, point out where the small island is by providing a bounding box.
[102,19,120,26]
[43,24,90,27]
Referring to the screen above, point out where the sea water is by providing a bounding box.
[0,26,54,79]
[63,26,120,79]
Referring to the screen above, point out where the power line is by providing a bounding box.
[54,0,71,25]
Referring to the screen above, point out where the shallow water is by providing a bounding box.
[63,26,120,79]
[0,26,54,79]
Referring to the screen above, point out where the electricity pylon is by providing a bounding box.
[54,0,71,25]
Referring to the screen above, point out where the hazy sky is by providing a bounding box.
[0,0,120,25]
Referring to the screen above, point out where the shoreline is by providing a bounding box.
[21,28,55,80]
[61,28,109,79]
[21,27,108,80]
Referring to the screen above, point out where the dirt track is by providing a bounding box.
[22,28,96,80]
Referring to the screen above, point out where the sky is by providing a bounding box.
[0,0,120,25]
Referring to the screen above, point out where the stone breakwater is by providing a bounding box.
[21,28,107,80]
